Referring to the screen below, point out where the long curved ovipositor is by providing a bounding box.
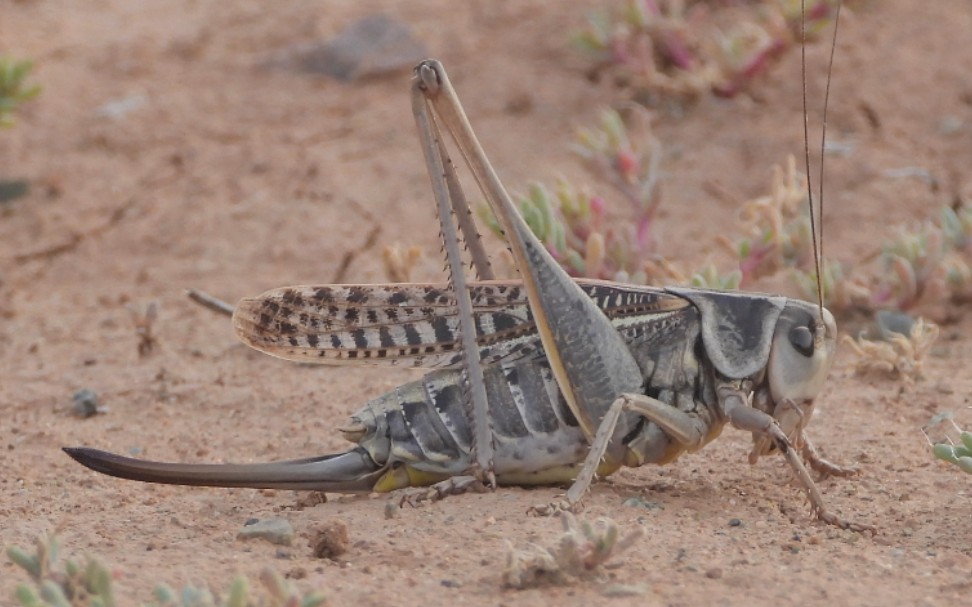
[62,446,384,492]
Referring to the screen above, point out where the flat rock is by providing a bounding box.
[299,14,427,82]
[237,518,295,546]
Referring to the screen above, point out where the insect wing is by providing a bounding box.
[234,280,691,369]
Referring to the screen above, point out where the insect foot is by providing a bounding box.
[801,439,861,481]
[399,475,489,508]
[813,509,876,534]
[526,498,582,518]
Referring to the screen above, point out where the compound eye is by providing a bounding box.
[789,325,814,357]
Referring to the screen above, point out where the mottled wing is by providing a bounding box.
[234,283,532,368]
[232,280,690,369]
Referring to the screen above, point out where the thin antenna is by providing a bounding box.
[819,1,842,282]
[801,0,825,318]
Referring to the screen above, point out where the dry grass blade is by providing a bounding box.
[128,301,159,357]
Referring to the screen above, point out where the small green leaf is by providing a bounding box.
[87,559,115,607]
[226,577,248,607]
[44,536,60,571]
[7,546,42,580]
[959,431,972,453]
[301,593,328,607]
[550,220,567,257]
[565,249,585,274]
[153,584,177,605]
[14,584,41,607]
[957,456,972,474]
[531,184,554,242]
[602,109,626,150]
[933,442,959,464]
[39,580,72,607]
[952,444,972,459]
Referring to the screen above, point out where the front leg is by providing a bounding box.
[719,384,873,532]
[401,475,488,507]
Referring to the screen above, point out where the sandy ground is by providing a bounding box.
[3,1,972,605]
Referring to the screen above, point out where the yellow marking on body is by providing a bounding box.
[373,466,452,492]
[494,460,622,487]
[654,442,687,466]
[372,467,408,492]
[372,461,624,492]
[700,420,726,450]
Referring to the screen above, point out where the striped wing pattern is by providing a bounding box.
[232,280,690,369]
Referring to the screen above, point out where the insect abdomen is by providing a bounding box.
[346,359,588,482]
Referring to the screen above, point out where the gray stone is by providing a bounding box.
[72,389,100,418]
[300,14,427,82]
[237,518,295,546]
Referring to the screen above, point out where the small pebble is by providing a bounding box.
[95,94,146,119]
[623,497,662,511]
[237,518,295,546]
[311,521,350,559]
[705,567,723,579]
[0,179,29,203]
[938,115,964,136]
[874,310,915,340]
[384,501,399,519]
[71,389,101,418]
[294,491,327,509]
[728,518,743,527]
[440,579,461,588]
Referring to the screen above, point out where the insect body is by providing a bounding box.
[66,279,852,525]
[65,52,868,531]
[230,279,838,494]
